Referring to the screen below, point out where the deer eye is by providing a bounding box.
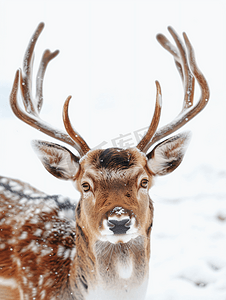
[140,179,148,188]
[82,182,90,192]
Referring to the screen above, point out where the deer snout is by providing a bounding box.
[107,217,131,234]
[99,207,138,243]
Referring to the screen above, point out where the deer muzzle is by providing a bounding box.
[99,206,138,243]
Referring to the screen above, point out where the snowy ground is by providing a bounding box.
[148,168,226,300]
[0,1,226,299]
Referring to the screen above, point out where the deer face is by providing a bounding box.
[75,148,154,245]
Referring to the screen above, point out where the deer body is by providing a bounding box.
[0,23,209,299]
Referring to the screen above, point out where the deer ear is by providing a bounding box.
[146,132,191,176]
[32,140,80,180]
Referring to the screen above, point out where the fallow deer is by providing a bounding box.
[0,23,209,300]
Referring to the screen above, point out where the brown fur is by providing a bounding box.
[0,177,75,299]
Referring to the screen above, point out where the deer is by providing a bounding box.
[0,23,209,300]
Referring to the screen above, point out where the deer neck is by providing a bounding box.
[95,236,148,276]
[70,227,149,300]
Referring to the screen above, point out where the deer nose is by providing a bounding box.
[107,218,131,234]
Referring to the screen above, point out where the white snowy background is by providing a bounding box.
[0,0,226,299]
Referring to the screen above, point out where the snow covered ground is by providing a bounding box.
[0,1,226,299]
[148,168,226,300]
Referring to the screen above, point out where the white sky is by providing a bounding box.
[0,0,226,198]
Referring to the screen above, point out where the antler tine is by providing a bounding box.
[10,22,90,157]
[20,22,44,116]
[63,96,91,155]
[168,26,195,110]
[142,27,209,152]
[156,33,184,88]
[157,28,195,110]
[36,49,59,113]
[183,32,210,116]
[136,81,162,152]
[20,22,60,116]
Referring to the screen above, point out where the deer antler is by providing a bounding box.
[10,22,90,157]
[136,81,162,151]
[137,26,210,153]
